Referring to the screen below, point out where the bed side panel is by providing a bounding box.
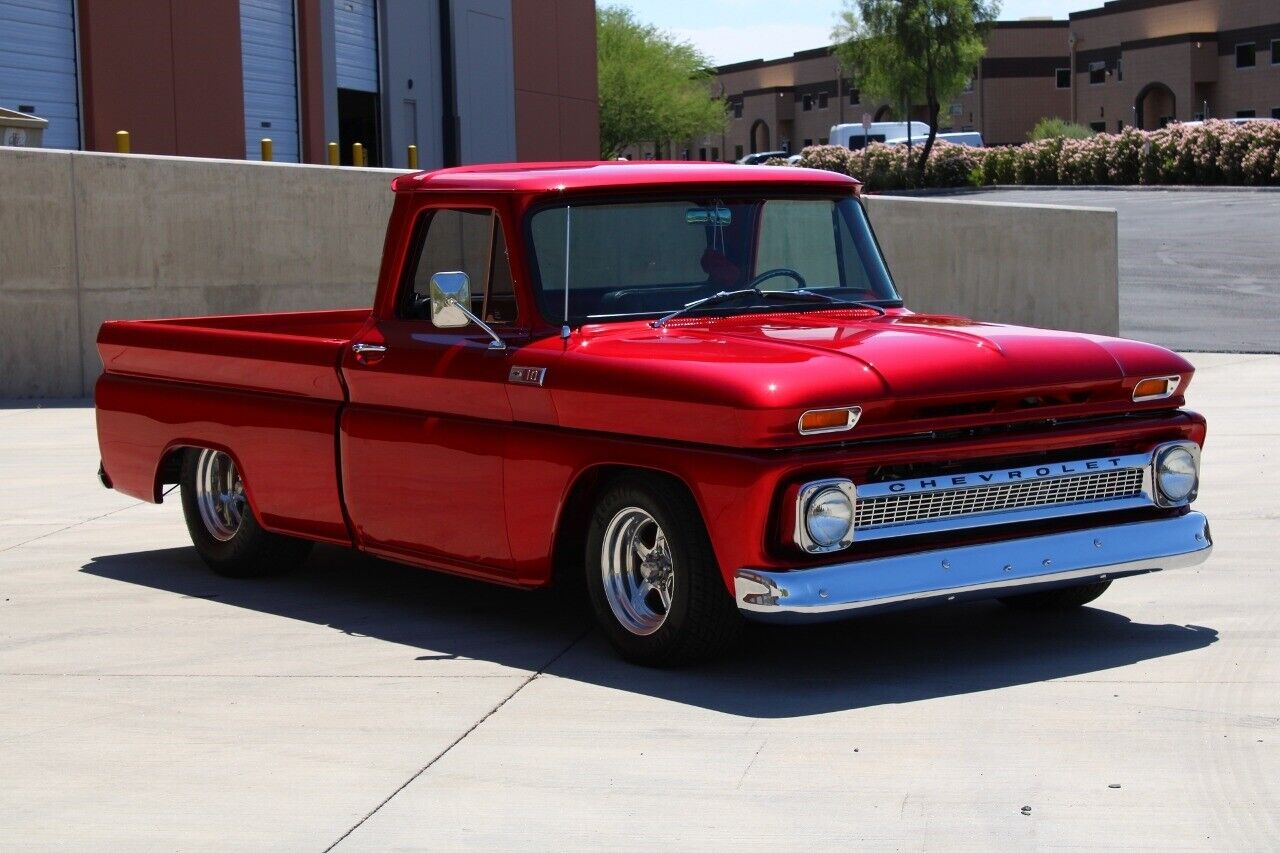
[95,373,351,545]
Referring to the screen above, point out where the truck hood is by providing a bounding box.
[540,310,1194,448]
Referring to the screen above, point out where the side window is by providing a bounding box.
[402,208,518,326]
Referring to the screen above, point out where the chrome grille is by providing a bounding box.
[855,467,1145,531]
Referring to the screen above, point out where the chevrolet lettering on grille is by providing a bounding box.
[884,457,1129,495]
[853,452,1155,542]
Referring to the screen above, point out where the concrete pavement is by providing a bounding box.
[0,354,1276,850]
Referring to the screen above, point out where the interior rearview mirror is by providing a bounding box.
[429,271,471,328]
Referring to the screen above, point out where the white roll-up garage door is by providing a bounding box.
[334,0,378,93]
[240,0,300,162]
[0,0,80,150]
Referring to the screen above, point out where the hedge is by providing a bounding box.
[791,119,1280,190]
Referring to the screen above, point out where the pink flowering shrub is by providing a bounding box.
[792,120,1280,188]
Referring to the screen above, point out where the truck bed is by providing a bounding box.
[95,309,370,545]
[97,308,370,400]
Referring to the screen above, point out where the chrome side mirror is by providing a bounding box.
[426,270,507,350]
[429,271,472,329]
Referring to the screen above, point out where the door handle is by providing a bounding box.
[351,342,388,364]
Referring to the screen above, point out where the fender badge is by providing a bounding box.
[508,366,546,386]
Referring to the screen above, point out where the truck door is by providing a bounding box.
[340,206,521,577]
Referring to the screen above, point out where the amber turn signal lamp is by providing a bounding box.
[1132,375,1180,402]
[798,406,862,435]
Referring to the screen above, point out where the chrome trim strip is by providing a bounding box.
[737,512,1211,622]
[855,452,1152,499]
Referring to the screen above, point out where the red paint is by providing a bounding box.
[94,163,1204,593]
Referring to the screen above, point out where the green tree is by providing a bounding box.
[597,5,727,159]
[1028,117,1095,141]
[834,0,998,185]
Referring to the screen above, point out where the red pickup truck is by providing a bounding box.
[95,162,1212,666]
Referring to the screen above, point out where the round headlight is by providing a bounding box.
[1156,445,1197,503]
[806,487,854,547]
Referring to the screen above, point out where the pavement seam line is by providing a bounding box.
[0,500,147,554]
[323,626,591,852]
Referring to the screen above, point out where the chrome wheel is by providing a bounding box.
[194,449,246,542]
[601,507,674,636]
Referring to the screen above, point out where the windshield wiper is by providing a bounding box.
[651,288,888,329]
[651,288,761,328]
[765,289,888,316]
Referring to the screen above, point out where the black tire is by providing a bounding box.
[585,473,743,666]
[180,448,312,578]
[998,580,1111,611]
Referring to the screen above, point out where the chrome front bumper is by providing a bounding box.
[735,512,1212,623]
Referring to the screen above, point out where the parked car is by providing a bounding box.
[95,162,1212,666]
[736,150,790,165]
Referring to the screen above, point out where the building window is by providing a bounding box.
[1117,120,1124,131]
[818,137,828,145]
[1089,121,1106,132]
[817,91,829,109]
[848,90,859,105]
[1236,110,1256,118]
[711,147,719,161]
[734,144,744,160]
[1116,59,1123,81]
[731,100,743,119]
[1056,68,1071,89]
[1272,40,1280,64]
[1236,43,1256,69]
[1273,107,1280,120]
[803,138,813,148]
[1089,62,1106,85]
[802,94,813,111]
[698,147,707,160]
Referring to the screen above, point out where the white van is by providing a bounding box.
[881,130,985,148]
[830,121,932,150]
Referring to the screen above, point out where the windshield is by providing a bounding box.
[527,195,899,324]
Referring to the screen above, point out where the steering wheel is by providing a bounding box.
[748,267,807,290]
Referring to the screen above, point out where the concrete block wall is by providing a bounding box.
[862,195,1119,336]
[0,147,1118,398]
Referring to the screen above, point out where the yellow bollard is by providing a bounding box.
[260,138,273,162]
[352,142,364,167]
[115,130,130,154]
[327,141,339,166]
[407,144,418,170]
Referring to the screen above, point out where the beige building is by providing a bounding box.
[1071,0,1280,131]
[645,0,1279,160]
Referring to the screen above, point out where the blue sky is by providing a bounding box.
[611,1,1100,65]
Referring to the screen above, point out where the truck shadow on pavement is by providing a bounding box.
[83,544,1218,719]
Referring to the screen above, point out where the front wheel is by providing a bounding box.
[585,474,743,666]
[998,580,1111,611]
[180,448,312,578]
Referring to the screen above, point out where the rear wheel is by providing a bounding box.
[585,474,743,666]
[180,448,311,578]
[999,580,1111,611]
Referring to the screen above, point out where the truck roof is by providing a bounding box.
[390,161,860,195]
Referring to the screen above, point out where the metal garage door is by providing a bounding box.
[240,0,299,162]
[0,0,80,149]
[334,0,378,93]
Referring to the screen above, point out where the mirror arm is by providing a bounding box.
[445,296,507,351]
